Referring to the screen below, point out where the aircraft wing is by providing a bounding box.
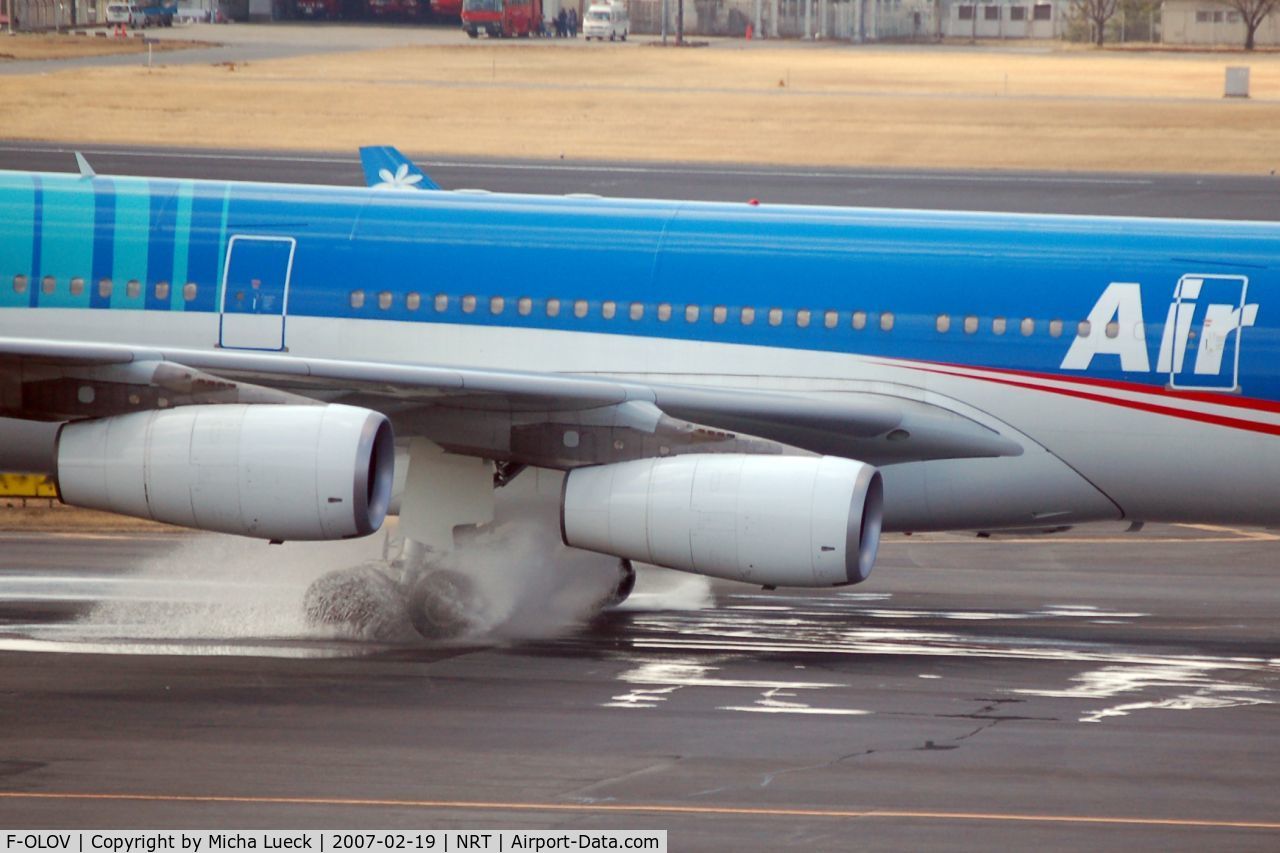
[0,337,1021,468]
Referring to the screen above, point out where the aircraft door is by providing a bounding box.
[218,235,296,351]
[1163,274,1255,393]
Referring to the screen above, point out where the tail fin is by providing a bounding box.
[359,146,441,191]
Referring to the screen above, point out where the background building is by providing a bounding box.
[942,0,1063,37]
[630,0,941,39]
[9,0,103,29]
[1161,0,1279,45]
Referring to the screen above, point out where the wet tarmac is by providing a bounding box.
[0,523,1277,850]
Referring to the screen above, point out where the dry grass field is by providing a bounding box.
[4,41,1280,172]
[0,33,203,61]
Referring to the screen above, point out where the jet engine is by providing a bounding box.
[56,404,394,541]
[560,454,883,587]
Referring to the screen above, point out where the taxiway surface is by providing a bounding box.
[1,143,1279,220]
[0,524,1277,850]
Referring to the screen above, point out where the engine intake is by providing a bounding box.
[561,454,883,587]
[56,404,394,541]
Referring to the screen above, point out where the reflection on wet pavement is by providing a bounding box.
[596,590,1278,725]
[0,557,1275,727]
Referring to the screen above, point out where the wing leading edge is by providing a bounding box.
[0,337,1022,470]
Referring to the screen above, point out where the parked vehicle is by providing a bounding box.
[297,0,341,17]
[366,0,422,18]
[461,0,540,37]
[430,0,463,20]
[583,0,627,40]
[142,3,177,25]
[173,2,219,23]
[105,3,147,27]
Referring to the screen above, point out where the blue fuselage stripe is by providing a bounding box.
[111,178,151,310]
[0,172,34,309]
[145,186,175,311]
[37,175,95,309]
[185,187,227,313]
[28,175,42,309]
[91,178,116,310]
[170,183,194,311]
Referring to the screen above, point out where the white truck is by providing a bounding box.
[582,0,627,40]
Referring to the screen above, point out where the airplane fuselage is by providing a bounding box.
[2,170,1278,529]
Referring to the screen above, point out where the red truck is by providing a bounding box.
[461,0,541,37]
[430,0,463,19]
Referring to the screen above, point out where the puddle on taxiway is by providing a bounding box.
[0,532,712,658]
[1,549,1275,725]
[602,657,870,715]
[598,591,1278,725]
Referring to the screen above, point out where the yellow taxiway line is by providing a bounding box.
[1,792,1278,831]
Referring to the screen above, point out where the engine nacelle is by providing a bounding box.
[561,454,883,587]
[56,404,394,541]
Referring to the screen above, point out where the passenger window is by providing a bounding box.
[70,277,85,297]
[490,296,505,314]
[41,275,56,295]
[936,314,951,333]
[712,305,727,324]
[379,291,393,310]
[992,316,1007,335]
[154,281,169,301]
[574,299,588,318]
[12,274,27,294]
[740,307,755,325]
[518,297,532,316]
[657,303,672,322]
[406,292,421,311]
[1077,320,1091,337]
[349,289,365,309]
[184,282,198,302]
[1049,319,1063,338]
[629,302,644,321]
[796,309,811,328]
[964,315,978,334]
[462,295,477,313]
[852,311,867,330]
[126,279,141,299]
[768,308,782,327]
[602,300,617,320]
[824,310,838,329]
[685,304,700,323]
[435,293,449,312]
[1020,317,1034,336]
[880,312,895,332]
[1105,321,1119,338]
[546,298,561,318]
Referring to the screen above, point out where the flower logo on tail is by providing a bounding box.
[374,164,424,190]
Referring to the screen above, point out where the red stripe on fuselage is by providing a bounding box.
[899,362,1280,437]
[902,360,1280,416]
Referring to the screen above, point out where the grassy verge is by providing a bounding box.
[3,43,1280,172]
[0,33,207,61]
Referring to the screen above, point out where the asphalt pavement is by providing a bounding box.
[1,142,1278,220]
[0,522,1277,850]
